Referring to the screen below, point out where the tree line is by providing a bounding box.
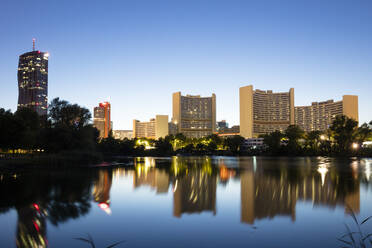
[262,115,372,156]
[1,97,371,158]
[0,98,98,155]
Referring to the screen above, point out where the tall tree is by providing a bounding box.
[285,125,304,152]
[224,135,245,153]
[263,130,283,155]
[43,98,96,152]
[356,123,372,144]
[306,130,322,151]
[329,115,358,153]
[14,107,41,150]
[48,98,91,129]
[0,108,17,151]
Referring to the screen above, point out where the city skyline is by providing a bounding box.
[1,0,372,130]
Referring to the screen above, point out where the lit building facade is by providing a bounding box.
[17,41,49,116]
[172,92,216,138]
[240,85,294,138]
[112,130,133,140]
[133,115,169,139]
[295,95,359,132]
[94,102,111,139]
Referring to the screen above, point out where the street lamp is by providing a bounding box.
[352,143,359,150]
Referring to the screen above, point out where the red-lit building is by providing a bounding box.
[93,102,111,138]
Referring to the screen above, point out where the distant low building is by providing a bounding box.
[217,125,240,137]
[133,115,169,139]
[112,130,133,140]
[217,120,229,131]
[242,138,265,150]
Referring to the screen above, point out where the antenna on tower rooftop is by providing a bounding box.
[32,38,35,51]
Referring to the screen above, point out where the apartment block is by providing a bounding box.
[133,115,169,139]
[240,85,294,138]
[172,92,216,138]
[295,95,358,132]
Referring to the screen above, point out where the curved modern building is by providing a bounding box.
[295,95,358,132]
[17,42,48,116]
[240,85,295,138]
[172,92,216,138]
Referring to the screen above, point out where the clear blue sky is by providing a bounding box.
[1,0,371,129]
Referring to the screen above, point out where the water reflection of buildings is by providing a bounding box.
[173,169,217,218]
[239,158,360,224]
[93,170,113,215]
[16,204,48,248]
[133,158,170,194]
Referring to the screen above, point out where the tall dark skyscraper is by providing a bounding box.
[17,39,48,116]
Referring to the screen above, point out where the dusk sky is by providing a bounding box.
[1,0,371,129]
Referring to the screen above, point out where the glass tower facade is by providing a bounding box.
[17,50,49,116]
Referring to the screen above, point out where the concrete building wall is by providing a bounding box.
[155,115,169,139]
[172,92,181,133]
[343,95,359,123]
[290,88,295,125]
[240,85,293,138]
[239,85,253,138]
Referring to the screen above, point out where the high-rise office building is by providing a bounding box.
[240,85,295,138]
[133,115,169,139]
[172,92,216,138]
[94,102,111,139]
[17,39,49,116]
[295,95,359,132]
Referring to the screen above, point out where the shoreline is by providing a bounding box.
[1,153,371,170]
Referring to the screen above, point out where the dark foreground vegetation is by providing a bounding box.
[98,115,372,158]
[1,98,372,167]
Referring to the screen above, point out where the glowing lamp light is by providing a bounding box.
[320,135,326,140]
[352,143,359,150]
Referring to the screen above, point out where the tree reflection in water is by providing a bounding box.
[0,156,369,247]
[0,169,101,247]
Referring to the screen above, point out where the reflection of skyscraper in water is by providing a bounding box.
[133,158,170,194]
[133,167,170,194]
[93,170,113,214]
[16,204,47,248]
[173,170,217,218]
[239,158,360,224]
[240,160,296,224]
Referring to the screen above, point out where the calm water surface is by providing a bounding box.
[1,156,372,248]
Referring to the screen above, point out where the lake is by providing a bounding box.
[1,156,372,248]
